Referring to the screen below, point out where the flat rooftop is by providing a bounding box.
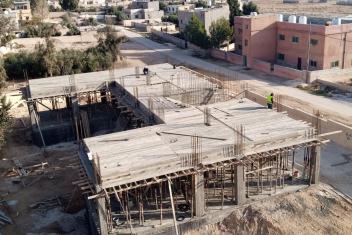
[84,98,315,190]
[28,63,217,100]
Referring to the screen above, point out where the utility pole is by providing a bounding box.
[305,22,312,83]
[342,32,347,69]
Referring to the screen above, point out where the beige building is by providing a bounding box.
[13,0,32,22]
[178,4,230,34]
[165,4,194,14]
[124,0,164,20]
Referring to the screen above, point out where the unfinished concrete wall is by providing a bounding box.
[151,30,208,57]
[251,59,272,73]
[273,64,306,81]
[210,49,244,65]
[308,68,352,83]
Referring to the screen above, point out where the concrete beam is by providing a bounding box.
[235,164,246,205]
[192,173,205,217]
[311,145,321,184]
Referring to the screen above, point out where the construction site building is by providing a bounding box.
[26,64,323,234]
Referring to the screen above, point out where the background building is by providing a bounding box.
[79,0,106,7]
[13,0,32,22]
[234,13,352,70]
[178,4,229,34]
[124,0,164,20]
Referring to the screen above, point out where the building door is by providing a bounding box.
[297,57,302,70]
[243,56,247,67]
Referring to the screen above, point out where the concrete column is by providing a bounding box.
[192,172,205,217]
[71,95,80,141]
[311,144,321,184]
[235,164,246,205]
[97,197,108,235]
[27,101,36,127]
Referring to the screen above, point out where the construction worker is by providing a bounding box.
[267,93,274,109]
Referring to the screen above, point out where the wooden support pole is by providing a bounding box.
[168,179,179,235]
[159,182,163,225]
[221,168,224,209]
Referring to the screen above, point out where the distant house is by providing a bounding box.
[124,0,164,20]
[178,4,229,34]
[165,4,194,14]
[79,0,106,7]
[13,0,32,22]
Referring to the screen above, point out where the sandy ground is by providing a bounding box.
[0,99,87,234]
[253,0,352,17]
[185,184,352,235]
[11,31,99,52]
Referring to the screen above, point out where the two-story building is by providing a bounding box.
[125,0,164,20]
[13,0,32,22]
[178,4,229,34]
[234,13,352,70]
[165,4,194,14]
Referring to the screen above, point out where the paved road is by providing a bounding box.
[119,27,352,126]
[118,27,352,197]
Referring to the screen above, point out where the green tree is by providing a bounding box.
[0,59,6,89]
[115,10,128,23]
[31,0,49,22]
[107,6,127,23]
[209,17,233,48]
[36,38,58,77]
[184,14,210,48]
[0,59,10,149]
[95,26,124,62]
[59,0,79,11]
[0,15,16,46]
[195,0,208,8]
[162,14,179,27]
[242,2,259,15]
[159,1,166,11]
[227,0,242,26]
[0,0,12,8]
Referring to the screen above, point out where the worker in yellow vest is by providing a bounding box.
[267,93,274,109]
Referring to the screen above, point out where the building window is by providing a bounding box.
[245,25,248,29]
[277,53,285,61]
[279,34,285,40]
[310,39,318,46]
[244,39,248,46]
[292,36,299,43]
[331,61,339,68]
[309,60,317,67]
[238,28,242,33]
[238,45,242,50]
